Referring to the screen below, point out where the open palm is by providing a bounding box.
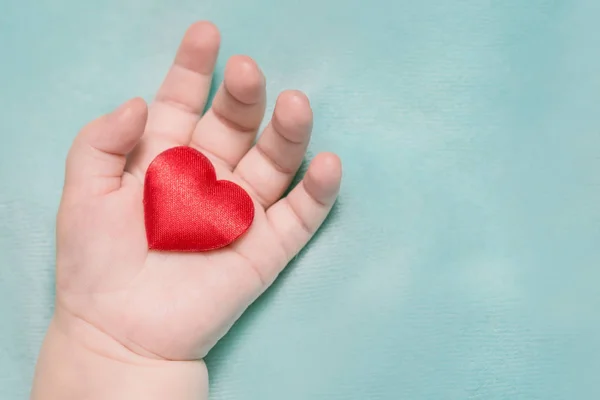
[55,21,342,361]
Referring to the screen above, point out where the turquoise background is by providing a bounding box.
[1,0,600,398]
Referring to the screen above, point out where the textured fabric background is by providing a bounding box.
[1,0,600,399]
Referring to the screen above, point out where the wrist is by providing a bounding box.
[31,310,208,400]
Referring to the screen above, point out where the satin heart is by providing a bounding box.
[143,146,254,252]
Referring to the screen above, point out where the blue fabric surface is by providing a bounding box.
[1,0,600,398]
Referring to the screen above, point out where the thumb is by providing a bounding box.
[64,98,148,199]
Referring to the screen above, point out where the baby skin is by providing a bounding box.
[30,21,342,400]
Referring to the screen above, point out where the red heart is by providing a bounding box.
[143,146,255,252]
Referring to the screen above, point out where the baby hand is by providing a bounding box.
[31,21,341,400]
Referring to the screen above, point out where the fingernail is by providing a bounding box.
[110,100,131,122]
